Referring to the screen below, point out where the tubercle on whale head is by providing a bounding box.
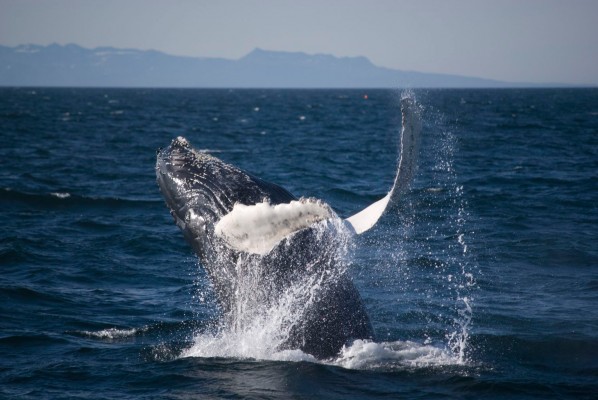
[155,136,222,229]
[155,136,198,177]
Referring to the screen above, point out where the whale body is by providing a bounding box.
[156,97,421,359]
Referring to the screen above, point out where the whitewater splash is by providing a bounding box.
[182,336,460,370]
[175,91,474,370]
[184,212,355,357]
[183,212,463,369]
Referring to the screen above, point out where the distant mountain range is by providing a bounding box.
[0,43,539,88]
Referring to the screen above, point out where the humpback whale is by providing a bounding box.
[156,97,421,359]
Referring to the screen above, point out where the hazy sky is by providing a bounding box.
[1,0,597,85]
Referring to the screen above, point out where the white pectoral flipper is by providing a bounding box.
[346,95,422,234]
[215,198,333,255]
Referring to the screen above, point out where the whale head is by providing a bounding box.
[156,136,302,256]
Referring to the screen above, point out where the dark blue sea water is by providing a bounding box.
[1,88,597,399]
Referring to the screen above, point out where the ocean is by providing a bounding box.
[1,87,596,399]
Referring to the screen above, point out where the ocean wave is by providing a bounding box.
[50,192,71,199]
[73,327,147,340]
[1,187,160,209]
[69,320,201,342]
[0,334,70,347]
[0,286,75,306]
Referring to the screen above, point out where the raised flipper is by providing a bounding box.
[345,95,422,234]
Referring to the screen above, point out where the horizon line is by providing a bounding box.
[1,42,591,88]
